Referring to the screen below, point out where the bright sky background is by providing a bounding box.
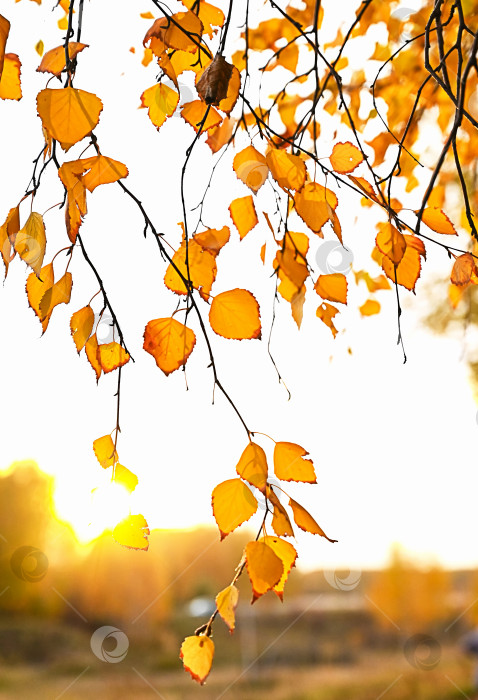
[1,0,477,572]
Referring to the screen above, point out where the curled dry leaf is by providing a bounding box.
[197,53,232,105]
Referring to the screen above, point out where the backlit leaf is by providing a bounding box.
[0,15,10,79]
[229,195,258,240]
[85,333,102,382]
[451,253,478,286]
[37,42,88,77]
[37,87,103,151]
[26,263,54,333]
[330,141,364,173]
[97,342,130,373]
[114,464,138,493]
[193,226,230,256]
[81,155,128,192]
[215,585,239,633]
[245,540,283,602]
[39,271,72,321]
[274,441,316,483]
[316,302,339,337]
[182,0,225,38]
[206,116,235,152]
[14,212,46,277]
[261,535,298,600]
[163,11,204,52]
[212,478,257,540]
[267,486,294,537]
[113,514,150,551]
[140,83,179,130]
[209,289,261,340]
[266,148,306,190]
[295,182,338,234]
[420,207,457,235]
[359,299,381,316]
[0,206,19,276]
[93,435,118,469]
[0,53,21,100]
[236,442,268,492]
[180,635,214,685]
[233,145,268,193]
[181,100,222,133]
[70,306,94,353]
[314,273,347,304]
[143,317,196,375]
[164,239,217,300]
[288,497,337,542]
[376,222,407,265]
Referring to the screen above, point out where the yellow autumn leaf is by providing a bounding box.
[70,306,95,353]
[0,53,21,100]
[37,42,88,77]
[85,333,102,382]
[266,148,306,190]
[233,145,269,193]
[37,87,103,151]
[294,182,338,234]
[376,222,407,265]
[288,497,337,542]
[0,206,19,276]
[114,464,138,493]
[97,342,130,373]
[26,263,54,333]
[39,271,72,321]
[420,207,457,235]
[274,441,317,483]
[180,635,214,685]
[212,478,257,540]
[140,83,179,130]
[235,442,268,492]
[330,141,364,174]
[113,514,150,551]
[164,239,217,300]
[245,540,283,602]
[0,15,10,79]
[261,535,298,600]
[314,273,348,304]
[143,317,196,375]
[93,435,118,469]
[229,195,258,240]
[267,486,294,537]
[359,299,381,316]
[215,585,239,634]
[14,212,46,277]
[209,288,261,340]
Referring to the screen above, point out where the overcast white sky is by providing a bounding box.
[1,0,477,572]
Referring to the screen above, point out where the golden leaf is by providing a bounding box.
[209,288,261,340]
[261,535,298,600]
[14,212,46,277]
[37,42,88,77]
[274,442,316,483]
[140,83,179,130]
[212,478,257,540]
[330,141,364,174]
[229,195,258,240]
[266,148,306,190]
[180,635,214,685]
[215,585,239,634]
[113,514,150,551]
[314,273,348,304]
[39,271,72,321]
[245,540,283,602]
[143,317,196,375]
[0,53,21,100]
[93,435,118,469]
[70,305,94,353]
[97,342,130,373]
[236,442,268,492]
[37,87,103,151]
[233,145,269,193]
[288,497,337,542]
[85,333,102,382]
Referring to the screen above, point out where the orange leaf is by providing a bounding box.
[164,239,217,300]
[288,497,337,542]
[114,464,138,493]
[143,317,196,375]
[330,141,364,174]
[233,145,268,194]
[451,253,478,286]
[164,11,204,52]
[267,486,294,537]
[378,235,423,291]
[80,155,128,192]
[245,540,283,602]
[294,182,338,234]
[261,535,298,600]
[181,99,222,133]
[182,0,225,38]
[93,435,118,469]
[97,342,130,373]
[58,159,87,242]
[0,15,10,79]
[85,333,102,381]
[37,87,103,151]
[209,288,261,340]
[70,305,94,353]
[206,116,235,153]
[37,42,88,77]
[420,207,457,235]
[26,263,54,333]
[354,270,390,292]
[274,442,316,483]
[376,222,407,265]
[113,514,150,551]
[215,585,239,634]
[359,299,380,316]
[314,273,347,304]
[236,442,268,492]
[229,195,258,240]
[14,212,46,277]
[291,286,306,329]
[180,635,214,685]
[316,302,339,337]
[266,148,306,190]
[0,53,21,100]
[0,206,19,276]
[140,83,179,130]
[212,478,257,540]
[39,272,72,321]
[193,226,230,256]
